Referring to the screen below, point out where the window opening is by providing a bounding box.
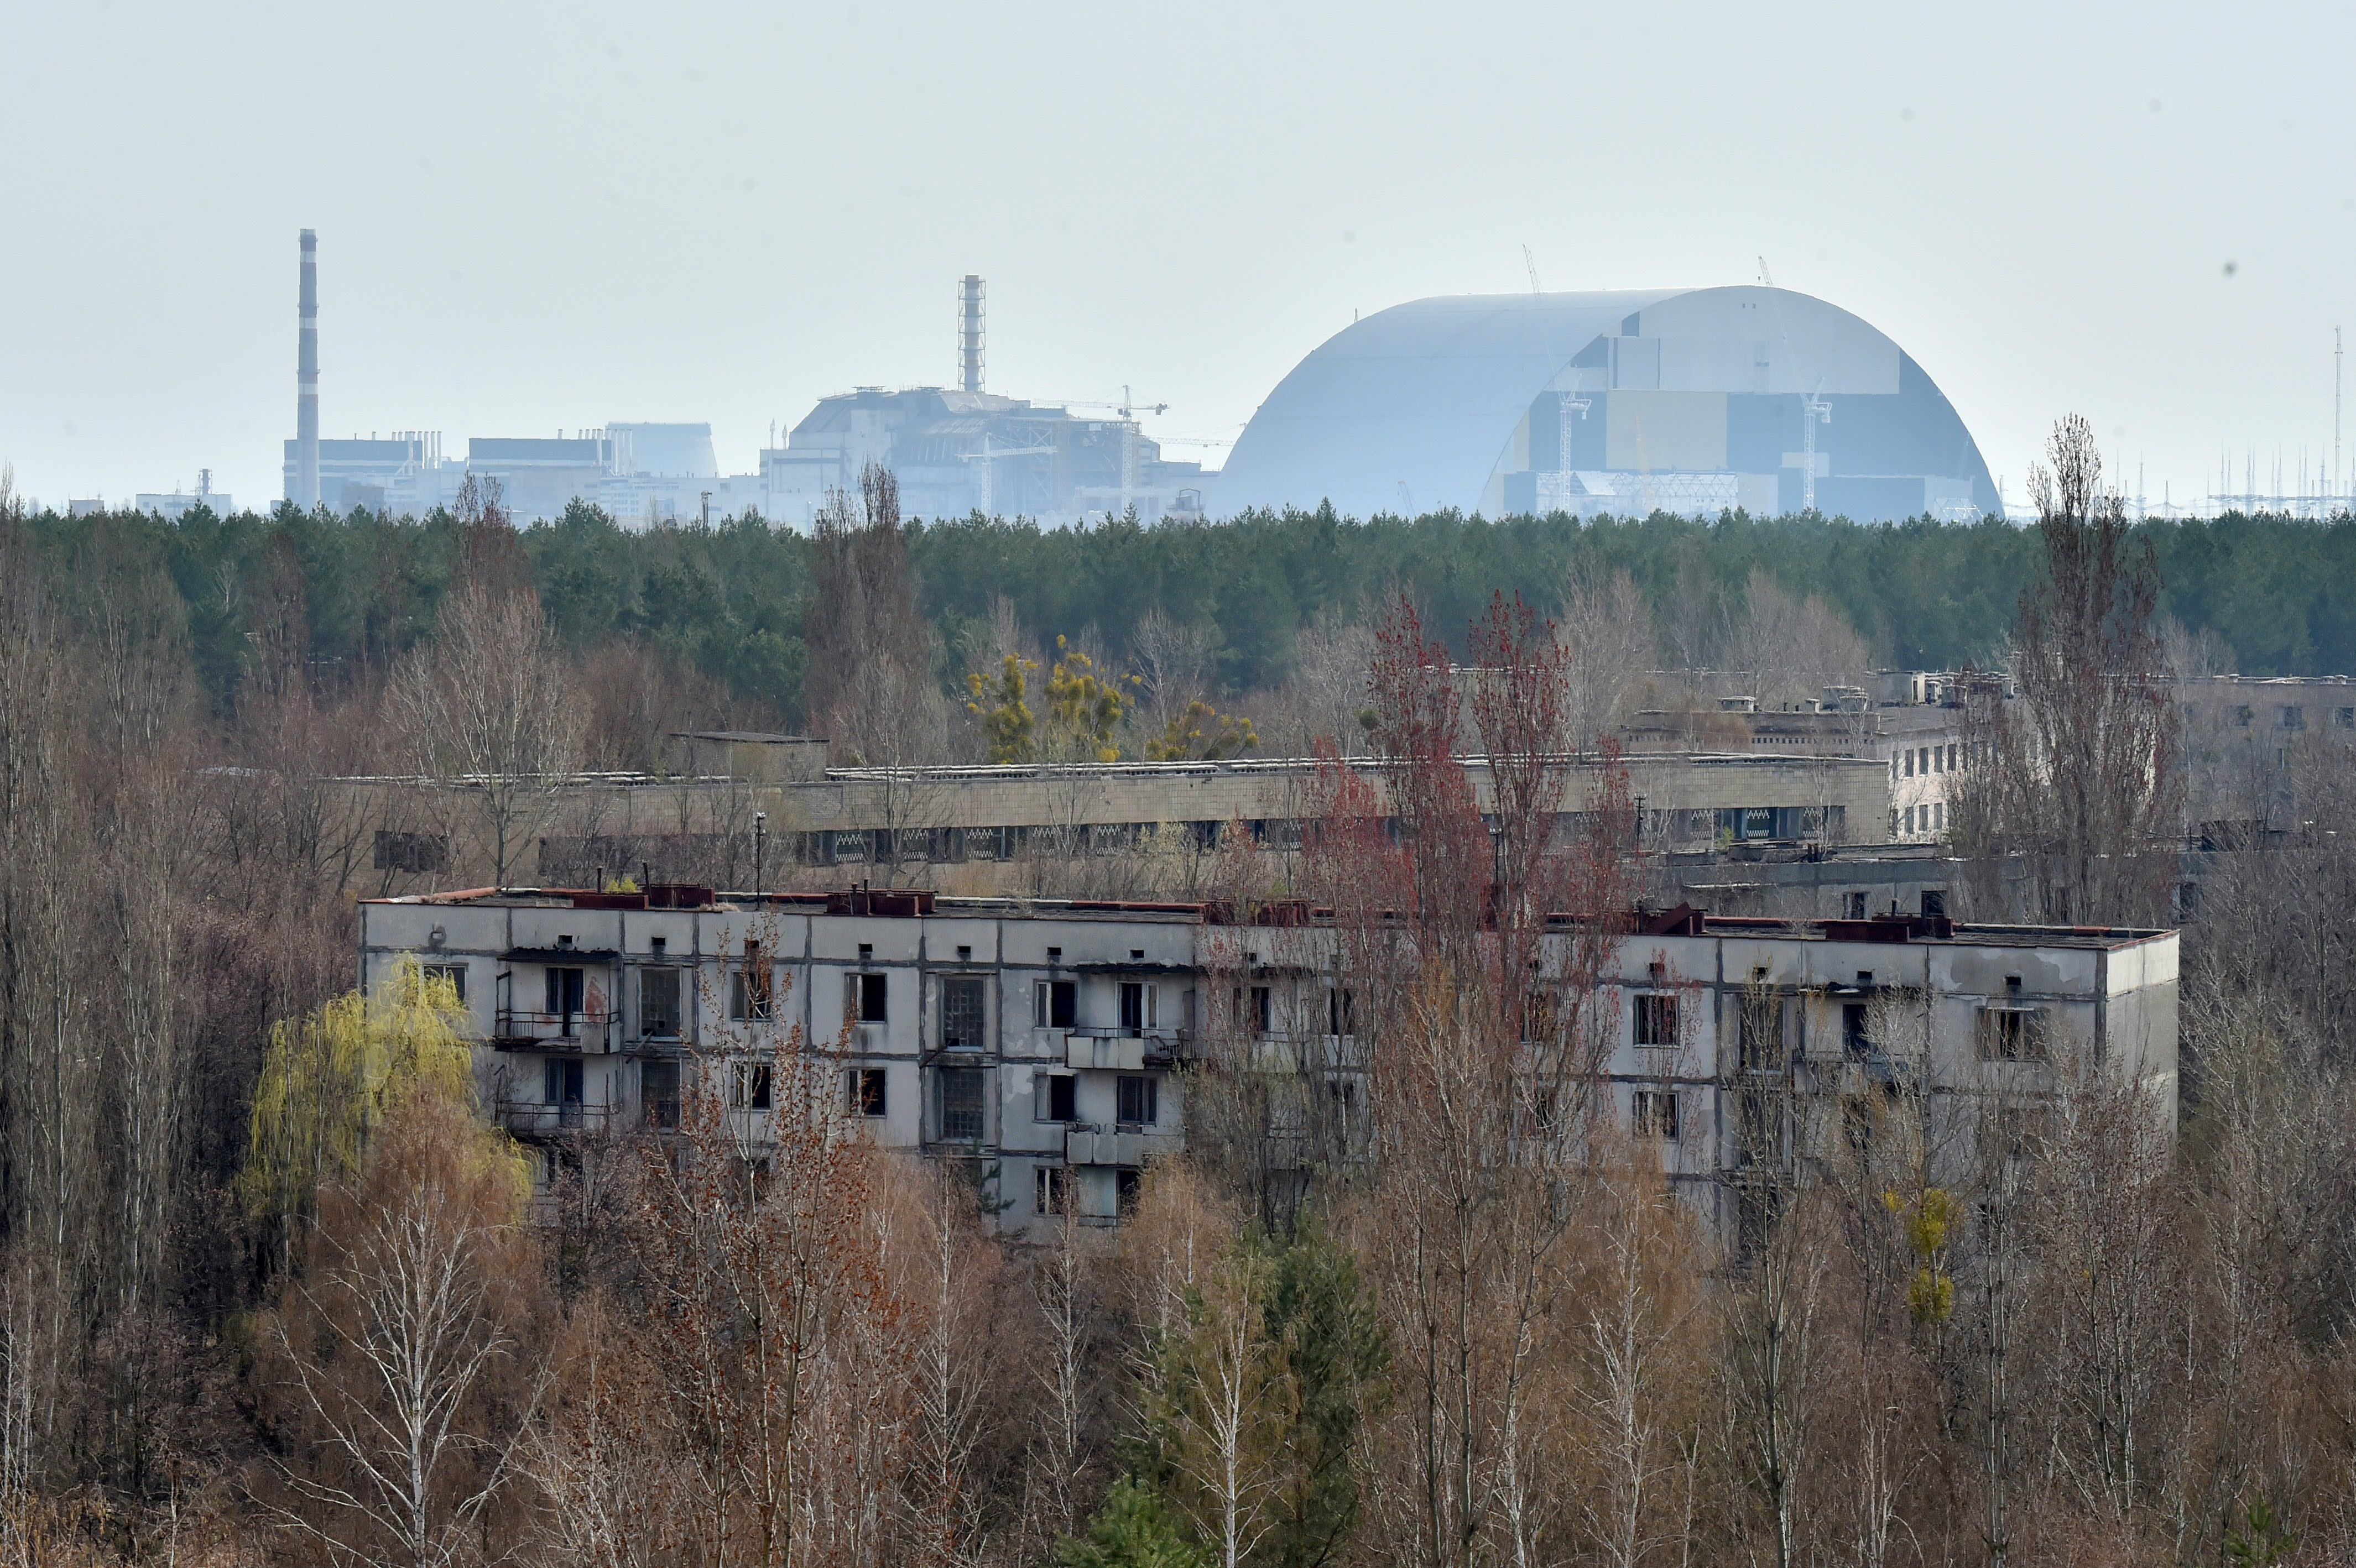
[1118,1075,1158,1126]
[1035,979,1077,1029]
[942,975,987,1049]
[848,1067,889,1116]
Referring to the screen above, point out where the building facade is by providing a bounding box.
[358,887,2177,1240]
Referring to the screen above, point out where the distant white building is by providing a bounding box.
[282,425,764,526]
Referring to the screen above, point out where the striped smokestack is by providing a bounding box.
[959,275,984,394]
[293,229,320,508]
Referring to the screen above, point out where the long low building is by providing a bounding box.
[358,885,2177,1240]
[341,746,1895,897]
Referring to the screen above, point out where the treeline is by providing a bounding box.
[21,495,2356,723]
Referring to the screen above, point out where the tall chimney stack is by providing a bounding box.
[959,275,984,394]
[292,229,320,508]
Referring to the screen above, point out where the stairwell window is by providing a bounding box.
[942,975,987,1049]
[640,967,680,1037]
[939,1068,985,1142]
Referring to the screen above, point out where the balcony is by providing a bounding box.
[1062,1028,1168,1071]
[493,1007,617,1052]
[494,1100,615,1137]
[1065,1124,1179,1166]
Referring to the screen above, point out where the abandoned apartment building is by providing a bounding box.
[1623,669,1974,844]
[346,740,1894,898]
[357,882,2178,1240]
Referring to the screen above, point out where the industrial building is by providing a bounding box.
[357,885,2177,1236]
[279,247,1198,526]
[281,426,762,524]
[756,278,1206,526]
[1212,286,1998,522]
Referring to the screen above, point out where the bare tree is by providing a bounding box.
[1131,608,1215,735]
[1955,415,2181,926]
[388,579,582,887]
[1717,568,1874,709]
[1558,567,1655,750]
[261,1089,544,1568]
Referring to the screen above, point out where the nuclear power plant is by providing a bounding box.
[278,234,1995,527]
[1211,288,1999,523]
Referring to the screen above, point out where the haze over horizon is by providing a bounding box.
[7,0,2353,517]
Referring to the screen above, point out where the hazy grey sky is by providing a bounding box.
[6,0,2353,518]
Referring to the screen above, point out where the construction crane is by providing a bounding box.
[960,435,1057,516]
[1052,386,1169,515]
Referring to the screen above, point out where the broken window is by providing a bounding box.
[941,975,987,1049]
[1843,1001,1872,1058]
[421,963,468,1003]
[731,942,773,1021]
[939,1068,985,1142]
[1248,985,1273,1033]
[1118,981,1158,1036]
[847,1067,889,1117]
[544,1057,583,1106]
[1634,992,1680,1048]
[1116,1168,1143,1216]
[1035,1165,1070,1215]
[1976,1006,2043,1061]
[1034,979,1076,1029]
[1632,1089,1679,1140]
[1118,1075,1158,1126]
[1327,986,1356,1036]
[731,1061,773,1110]
[2283,704,2307,730]
[640,967,681,1037]
[1846,891,1869,919]
[843,971,887,1025]
[642,1060,680,1129]
[1036,1072,1077,1122]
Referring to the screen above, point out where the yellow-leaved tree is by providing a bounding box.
[1043,637,1131,762]
[969,636,1136,762]
[967,652,1040,763]
[239,953,479,1269]
[1145,699,1260,762]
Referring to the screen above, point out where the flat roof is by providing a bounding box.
[362,888,2170,950]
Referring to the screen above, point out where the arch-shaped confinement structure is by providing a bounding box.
[1211,286,1997,522]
